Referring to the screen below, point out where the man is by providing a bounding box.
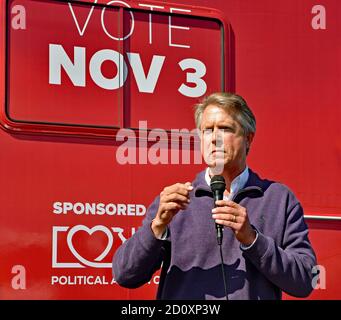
[112,92,317,300]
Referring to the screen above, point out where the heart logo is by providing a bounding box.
[67,225,113,268]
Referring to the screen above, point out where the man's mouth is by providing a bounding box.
[211,150,225,154]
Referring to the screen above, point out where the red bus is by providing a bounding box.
[0,0,339,299]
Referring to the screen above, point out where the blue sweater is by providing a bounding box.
[112,169,317,300]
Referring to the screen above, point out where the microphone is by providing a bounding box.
[210,175,226,245]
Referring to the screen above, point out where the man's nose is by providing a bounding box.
[212,128,223,145]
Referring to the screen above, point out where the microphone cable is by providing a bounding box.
[219,240,229,300]
[211,175,229,300]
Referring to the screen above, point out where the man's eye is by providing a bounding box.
[202,128,233,135]
[203,129,213,135]
[219,128,233,133]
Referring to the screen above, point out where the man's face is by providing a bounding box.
[200,104,253,174]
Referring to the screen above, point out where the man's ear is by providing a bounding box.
[196,128,202,140]
[247,133,255,147]
[246,133,255,155]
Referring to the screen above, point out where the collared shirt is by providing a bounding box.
[204,166,250,200]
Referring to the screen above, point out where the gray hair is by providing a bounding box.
[194,92,256,136]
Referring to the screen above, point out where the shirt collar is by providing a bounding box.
[205,166,249,200]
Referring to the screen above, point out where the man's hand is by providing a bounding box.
[151,182,193,239]
[212,200,256,246]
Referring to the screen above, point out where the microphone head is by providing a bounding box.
[210,175,226,193]
[210,175,226,244]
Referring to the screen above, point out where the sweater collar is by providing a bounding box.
[204,166,249,200]
[194,168,264,203]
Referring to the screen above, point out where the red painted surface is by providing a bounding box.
[0,0,340,299]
